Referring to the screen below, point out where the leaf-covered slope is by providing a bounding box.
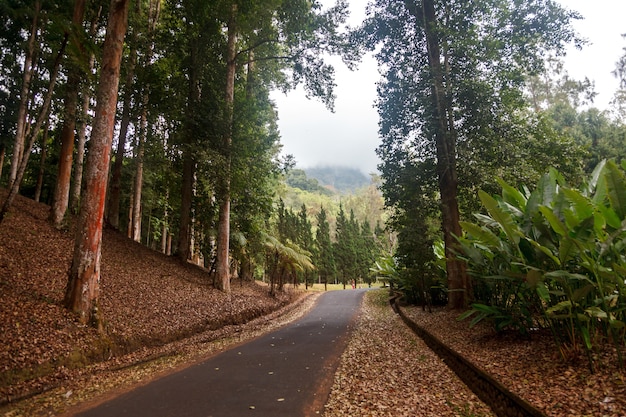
[0,191,294,399]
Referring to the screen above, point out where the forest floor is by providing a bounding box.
[1,192,625,417]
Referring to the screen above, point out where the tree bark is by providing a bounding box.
[161,193,168,254]
[50,0,87,227]
[107,9,138,229]
[0,36,67,223]
[64,0,130,327]
[130,133,143,241]
[9,0,40,188]
[177,152,194,262]
[177,22,200,263]
[420,0,469,309]
[0,145,5,180]
[70,7,101,214]
[34,118,50,202]
[216,2,237,294]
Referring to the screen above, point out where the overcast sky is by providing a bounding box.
[270,0,626,175]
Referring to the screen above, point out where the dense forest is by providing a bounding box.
[1,0,626,371]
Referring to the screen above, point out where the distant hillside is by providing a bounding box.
[285,169,334,195]
[304,166,370,194]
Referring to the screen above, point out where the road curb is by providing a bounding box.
[390,296,546,417]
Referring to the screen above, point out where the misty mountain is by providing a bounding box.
[303,166,370,194]
[285,169,334,195]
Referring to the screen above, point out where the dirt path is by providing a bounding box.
[69,289,367,417]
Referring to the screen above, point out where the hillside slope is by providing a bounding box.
[0,191,300,405]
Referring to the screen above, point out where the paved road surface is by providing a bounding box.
[72,289,367,417]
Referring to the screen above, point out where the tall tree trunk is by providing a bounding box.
[70,7,101,214]
[107,15,138,229]
[0,145,5,180]
[9,1,40,188]
[0,37,68,223]
[216,3,237,293]
[419,0,469,309]
[161,191,168,254]
[177,25,200,263]
[177,153,194,261]
[64,0,130,327]
[129,0,160,241]
[50,0,87,227]
[131,133,144,241]
[34,118,50,202]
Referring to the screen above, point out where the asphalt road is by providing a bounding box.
[72,288,367,417]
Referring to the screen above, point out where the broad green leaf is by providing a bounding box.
[497,178,527,210]
[536,282,550,301]
[581,325,592,350]
[544,270,593,284]
[527,171,558,215]
[610,319,625,329]
[585,306,607,319]
[528,239,560,265]
[546,300,575,315]
[562,188,594,222]
[598,205,621,230]
[587,159,607,197]
[593,167,609,205]
[558,237,577,264]
[604,160,626,219]
[460,221,501,248]
[479,190,520,245]
[539,206,567,236]
[457,309,477,321]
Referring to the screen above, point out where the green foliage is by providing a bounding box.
[285,169,332,195]
[458,161,626,369]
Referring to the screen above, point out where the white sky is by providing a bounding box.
[271,0,626,175]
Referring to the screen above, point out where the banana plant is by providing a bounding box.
[458,161,626,370]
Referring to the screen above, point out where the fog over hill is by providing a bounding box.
[303,166,370,194]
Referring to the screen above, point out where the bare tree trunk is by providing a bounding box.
[419,0,469,309]
[216,3,237,294]
[107,14,138,229]
[9,1,40,188]
[161,209,168,254]
[0,37,68,223]
[177,26,200,263]
[34,118,50,202]
[0,145,5,180]
[70,8,101,214]
[50,0,87,227]
[131,133,144,241]
[178,153,194,261]
[127,185,134,238]
[65,0,130,327]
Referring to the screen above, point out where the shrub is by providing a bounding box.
[458,161,626,370]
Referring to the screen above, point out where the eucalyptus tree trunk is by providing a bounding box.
[107,8,139,229]
[161,191,168,254]
[419,0,469,309]
[70,7,101,214]
[177,27,200,263]
[50,0,87,227]
[65,0,130,327]
[131,122,145,242]
[0,36,67,223]
[34,118,50,202]
[9,0,40,188]
[215,3,237,294]
[0,145,5,179]
[130,0,160,242]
